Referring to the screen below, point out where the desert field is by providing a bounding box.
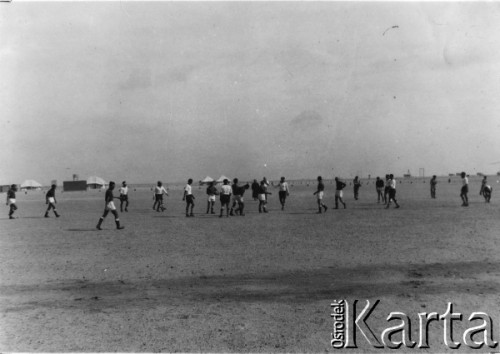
[1,176,500,352]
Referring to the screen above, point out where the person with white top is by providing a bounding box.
[119,181,129,212]
[153,181,168,212]
[277,177,290,211]
[385,174,400,209]
[182,178,195,217]
[460,172,469,207]
[219,179,232,218]
[44,184,60,218]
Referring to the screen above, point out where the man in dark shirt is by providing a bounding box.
[251,179,259,201]
[230,178,250,216]
[313,176,328,213]
[335,177,347,209]
[353,176,362,200]
[6,184,18,219]
[375,177,385,203]
[96,181,124,230]
[44,184,60,218]
[206,181,218,214]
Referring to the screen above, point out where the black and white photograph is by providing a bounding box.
[1,1,500,352]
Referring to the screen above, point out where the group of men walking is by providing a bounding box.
[4,173,494,229]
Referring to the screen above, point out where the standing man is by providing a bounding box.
[96,181,125,230]
[44,184,60,218]
[277,177,290,211]
[384,174,391,205]
[385,174,400,209]
[153,181,168,212]
[219,179,232,218]
[183,178,195,217]
[6,184,18,219]
[460,172,469,207]
[119,181,129,212]
[334,177,347,209]
[313,176,328,213]
[206,181,218,214]
[375,177,385,204]
[251,179,259,201]
[257,180,272,213]
[430,175,437,199]
[230,178,250,216]
[353,176,362,200]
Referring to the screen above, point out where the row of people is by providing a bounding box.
[4,173,493,225]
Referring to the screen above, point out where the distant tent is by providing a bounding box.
[87,176,106,189]
[199,176,214,185]
[20,180,42,190]
[216,175,230,184]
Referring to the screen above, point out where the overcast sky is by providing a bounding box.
[1,2,500,185]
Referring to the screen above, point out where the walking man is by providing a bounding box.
[96,181,125,230]
[44,184,60,218]
[313,176,328,213]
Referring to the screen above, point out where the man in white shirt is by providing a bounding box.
[183,178,195,217]
[385,174,400,209]
[278,177,290,211]
[153,181,168,212]
[219,179,232,218]
[119,181,129,212]
[460,172,469,207]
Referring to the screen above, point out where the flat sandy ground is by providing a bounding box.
[1,177,500,352]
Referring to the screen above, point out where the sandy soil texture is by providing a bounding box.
[1,177,500,352]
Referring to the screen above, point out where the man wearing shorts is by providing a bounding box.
[119,181,129,212]
[183,178,195,217]
[96,181,124,230]
[334,177,347,209]
[230,178,250,216]
[460,172,469,207]
[278,177,290,211]
[375,177,385,203]
[153,181,168,212]
[430,175,437,199]
[206,181,218,214]
[44,184,60,218]
[313,176,328,213]
[219,179,232,218]
[6,184,18,219]
[258,180,272,213]
[385,174,400,209]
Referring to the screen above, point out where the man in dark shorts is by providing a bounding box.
[385,174,400,209]
[430,175,437,199]
[119,181,129,212]
[278,177,290,211]
[219,179,232,217]
[375,177,385,203]
[183,178,195,217]
[460,172,469,207]
[353,176,361,200]
[153,181,168,212]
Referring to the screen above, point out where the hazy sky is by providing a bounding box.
[2,1,500,185]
